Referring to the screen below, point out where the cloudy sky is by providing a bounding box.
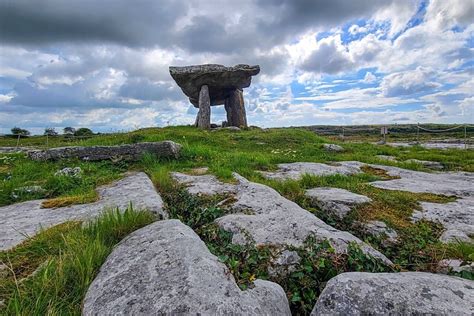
[0,0,473,134]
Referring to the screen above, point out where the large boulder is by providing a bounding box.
[169,64,260,107]
[0,172,166,250]
[82,219,291,315]
[311,272,474,315]
[28,141,181,161]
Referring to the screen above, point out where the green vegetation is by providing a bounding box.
[0,206,156,315]
[0,125,473,314]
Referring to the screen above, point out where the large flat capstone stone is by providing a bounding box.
[311,272,474,315]
[172,172,392,266]
[27,141,181,161]
[169,64,260,107]
[82,219,291,315]
[0,172,166,250]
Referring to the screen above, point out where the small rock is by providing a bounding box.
[305,187,371,219]
[438,259,474,274]
[323,143,344,152]
[83,220,291,315]
[376,140,386,145]
[268,250,301,278]
[311,272,474,315]
[224,126,241,131]
[405,159,443,170]
[54,167,82,178]
[358,220,398,245]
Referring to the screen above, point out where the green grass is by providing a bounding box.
[0,206,156,315]
[0,125,473,314]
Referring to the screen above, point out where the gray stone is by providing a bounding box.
[0,172,166,250]
[305,187,371,219]
[260,161,362,181]
[196,84,211,129]
[54,167,82,177]
[405,158,444,170]
[0,146,38,153]
[323,143,344,152]
[169,64,260,107]
[388,141,474,150]
[171,172,236,196]
[83,219,291,315]
[359,220,398,244]
[27,141,181,161]
[438,259,474,274]
[366,164,473,197]
[311,272,474,316]
[172,172,391,265]
[268,250,301,278]
[412,197,474,242]
[225,89,247,127]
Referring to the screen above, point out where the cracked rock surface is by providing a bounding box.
[412,197,474,242]
[83,219,291,315]
[311,272,474,316]
[260,161,362,180]
[172,172,392,265]
[305,187,371,219]
[0,172,166,250]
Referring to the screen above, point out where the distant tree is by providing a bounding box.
[74,127,94,137]
[11,127,30,136]
[44,127,58,136]
[63,127,76,135]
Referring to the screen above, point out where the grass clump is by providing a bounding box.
[0,206,155,315]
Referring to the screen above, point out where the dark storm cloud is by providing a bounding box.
[1,0,403,53]
[0,0,186,46]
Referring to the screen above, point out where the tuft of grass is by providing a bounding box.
[446,240,474,262]
[0,205,156,315]
[41,191,98,208]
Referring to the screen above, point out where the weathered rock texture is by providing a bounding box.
[169,64,259,128]
[172,172,392,265]
[358,220,398,245]
[0,172,166,250]
[311,272,474,316]
[305,187,371,219]
[412,197,474,242]
[83,219,291,315]
[260,161,362,181]
[27,141,181,161]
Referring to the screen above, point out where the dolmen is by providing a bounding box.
[169,64,260,129]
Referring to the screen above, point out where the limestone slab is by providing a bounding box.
[83,219,291,315]
[311,272,474,315]
[0,172,166,250]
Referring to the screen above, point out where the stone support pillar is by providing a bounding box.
[224,89,247,128]
[197,85,211,129]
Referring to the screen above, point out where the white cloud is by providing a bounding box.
[363,71,376,83]
[381,67,441,97]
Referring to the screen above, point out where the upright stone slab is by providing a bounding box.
[225,89,247,127]
[197,85,211,129]
[169,64,259,128]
